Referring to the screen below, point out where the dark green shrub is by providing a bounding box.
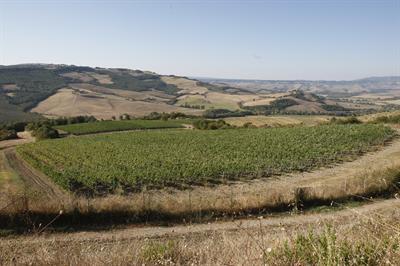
[0,129,17,141]
[193,119,233,130]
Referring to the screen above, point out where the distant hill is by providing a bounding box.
[0,64,398,123]
[0,64,253,122]
[200,76,400,97]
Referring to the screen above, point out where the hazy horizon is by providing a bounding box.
[1,0,399,80]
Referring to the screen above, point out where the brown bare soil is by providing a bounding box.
[224,115,331,127]
[0,132,34,150]
[31,87,201,119]
[161,76,209,95]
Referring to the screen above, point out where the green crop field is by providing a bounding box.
[55,119,186,135]
[17,124,395,194]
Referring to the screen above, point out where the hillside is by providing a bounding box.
[0,64,258,122]
[202,76,400,96]
[1,64,397,123]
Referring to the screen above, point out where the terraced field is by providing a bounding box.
[55,119,186,135]
[17,124,394,194]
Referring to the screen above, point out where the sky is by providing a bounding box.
[0,0,399,80]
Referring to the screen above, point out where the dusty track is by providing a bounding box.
[0,197,399,263]
[0,132,34,150]
[3,148,66,199]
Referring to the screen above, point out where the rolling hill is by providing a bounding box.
[1,64,398,123]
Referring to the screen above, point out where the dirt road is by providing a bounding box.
[3,148,66,199]
[0,131,34,150]
[0,197,398,265]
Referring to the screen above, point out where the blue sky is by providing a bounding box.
[0,0,399,80]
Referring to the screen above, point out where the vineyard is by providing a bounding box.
[17,124,395,194]
[55,119,186,135]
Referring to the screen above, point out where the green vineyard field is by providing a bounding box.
[17,124,395,194]
[55,119,186,135]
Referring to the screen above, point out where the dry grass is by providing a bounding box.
[360,110,400,123]
[242,97,276,106]
[224,115,331,127]
[161,76,208,95]
[1,199,399,265]
[31,88,201,119]
[1,129,399,233]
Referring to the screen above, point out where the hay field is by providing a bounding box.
[161,76,208,94]
[224,115,331,127]
[31,88,200,119]
[176,91,266,110]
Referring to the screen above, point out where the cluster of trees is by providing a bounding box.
[0,68,66,110]
[46,115,97,126]
[26,115,99,140]
[180,103,206,110]
[329,117,362,125]
[0,121,30,141]
[98,70,179,95]
[0,116,99,141]
[26,122,59,140]
[193,119,233,130]
[321,104,349,112]
[203,109,254,119]
[244,98,299,115]
[0,128,17,141]
[142,112,195,120]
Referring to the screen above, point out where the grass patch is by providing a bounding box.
[264,225,400,265]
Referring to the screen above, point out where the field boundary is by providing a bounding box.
[3,148,67,200]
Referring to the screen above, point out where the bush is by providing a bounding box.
[203,109,253,119]
[50,115,97,126]
[330,116,362,125]
[0,129,18,141]
[27,122,59,140]
[242,122,257,128]
[143,112,195,120]
[192,119,233,130]
[371,114,400,124]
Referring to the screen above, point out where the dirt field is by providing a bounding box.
[161,76,209,95]
[176,91,266,110]
[69,83,174,102]
[224,115,331,127]
[285,97,326,113]
[31,87,201,119]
